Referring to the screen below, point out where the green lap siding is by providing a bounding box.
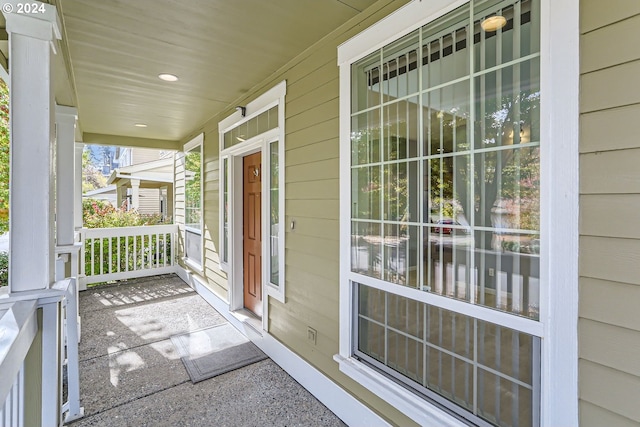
[580,1,640,425]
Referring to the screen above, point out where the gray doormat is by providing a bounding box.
[171,323,267,383]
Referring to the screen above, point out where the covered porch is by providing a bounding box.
[0,0,379,425]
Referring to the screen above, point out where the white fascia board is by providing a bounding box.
[110,158,174,185]
[119,157,174,174]
[106,170,118,185]
[113,173,172,185]
[82,185,116,197]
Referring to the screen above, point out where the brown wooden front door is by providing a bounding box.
[243,152,262,317]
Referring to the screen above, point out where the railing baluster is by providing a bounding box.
[156,233,160,268]
[108,237,113,274]
[117,236,121,274]
[163,233,167,268]
[169,232,174,265]
[148,234,152,269]
[90,238,95,277]
[99,238,104,275]
[133,234,137,271]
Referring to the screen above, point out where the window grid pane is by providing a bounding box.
[350,0,540,319]
[355,282,540,427]
[223,105,279,149]
[349,0,541,425]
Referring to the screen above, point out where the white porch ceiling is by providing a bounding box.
[52,0,378,144]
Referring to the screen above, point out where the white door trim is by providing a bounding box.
[219,81,287,332]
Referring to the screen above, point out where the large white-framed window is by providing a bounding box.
[184,133,203,269]
[219,81,286,305]
[336,1,578,426]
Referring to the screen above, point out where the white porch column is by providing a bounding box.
[74,144,84,230]
[55,106,77,246]
[4,3,62,292]
[130,179,140,210]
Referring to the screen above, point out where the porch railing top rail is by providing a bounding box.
[80,223,177,238]
[0,299,37,403]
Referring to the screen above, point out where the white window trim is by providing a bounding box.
[336,1,578,426]
[219,81,287,312]
[183,133,204,270]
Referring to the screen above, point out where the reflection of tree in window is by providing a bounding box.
[185,150,201,230]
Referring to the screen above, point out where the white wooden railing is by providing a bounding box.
[79,224,178,286]
[0,278,83,426]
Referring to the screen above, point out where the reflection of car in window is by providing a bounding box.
[431,219,470,235]
[432,219,455,235]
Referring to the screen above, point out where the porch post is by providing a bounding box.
[130,179,140,210]
[74,144,84,230]
[55,106,77,246]
[4,3,62,292]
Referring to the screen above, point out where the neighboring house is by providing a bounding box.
[108,147,174,221]
[82,185,117,205]
[4,1,639,426]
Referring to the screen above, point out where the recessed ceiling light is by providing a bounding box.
[158,73,179,82]
[481,15,507,32]
[134,123,148,128]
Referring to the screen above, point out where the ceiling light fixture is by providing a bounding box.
[158,73,179,82]
[134,123,148,128]
[481,15,507,32]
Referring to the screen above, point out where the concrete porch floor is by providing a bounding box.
[69,274,346,427]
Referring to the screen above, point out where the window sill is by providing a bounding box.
[182,257,203,275]
[184,226,202,235]
[333,354,466,427]
[267,284,285,303]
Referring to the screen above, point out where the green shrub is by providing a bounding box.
[83,199,161,229]
[0,251,7,287]
[82,199,168,278]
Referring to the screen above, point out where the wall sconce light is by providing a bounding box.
[236,106,246,117]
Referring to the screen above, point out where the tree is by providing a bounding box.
[0,79,9,234]
[82,148,108,192]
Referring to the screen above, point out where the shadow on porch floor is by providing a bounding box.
[69,274,345,427]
